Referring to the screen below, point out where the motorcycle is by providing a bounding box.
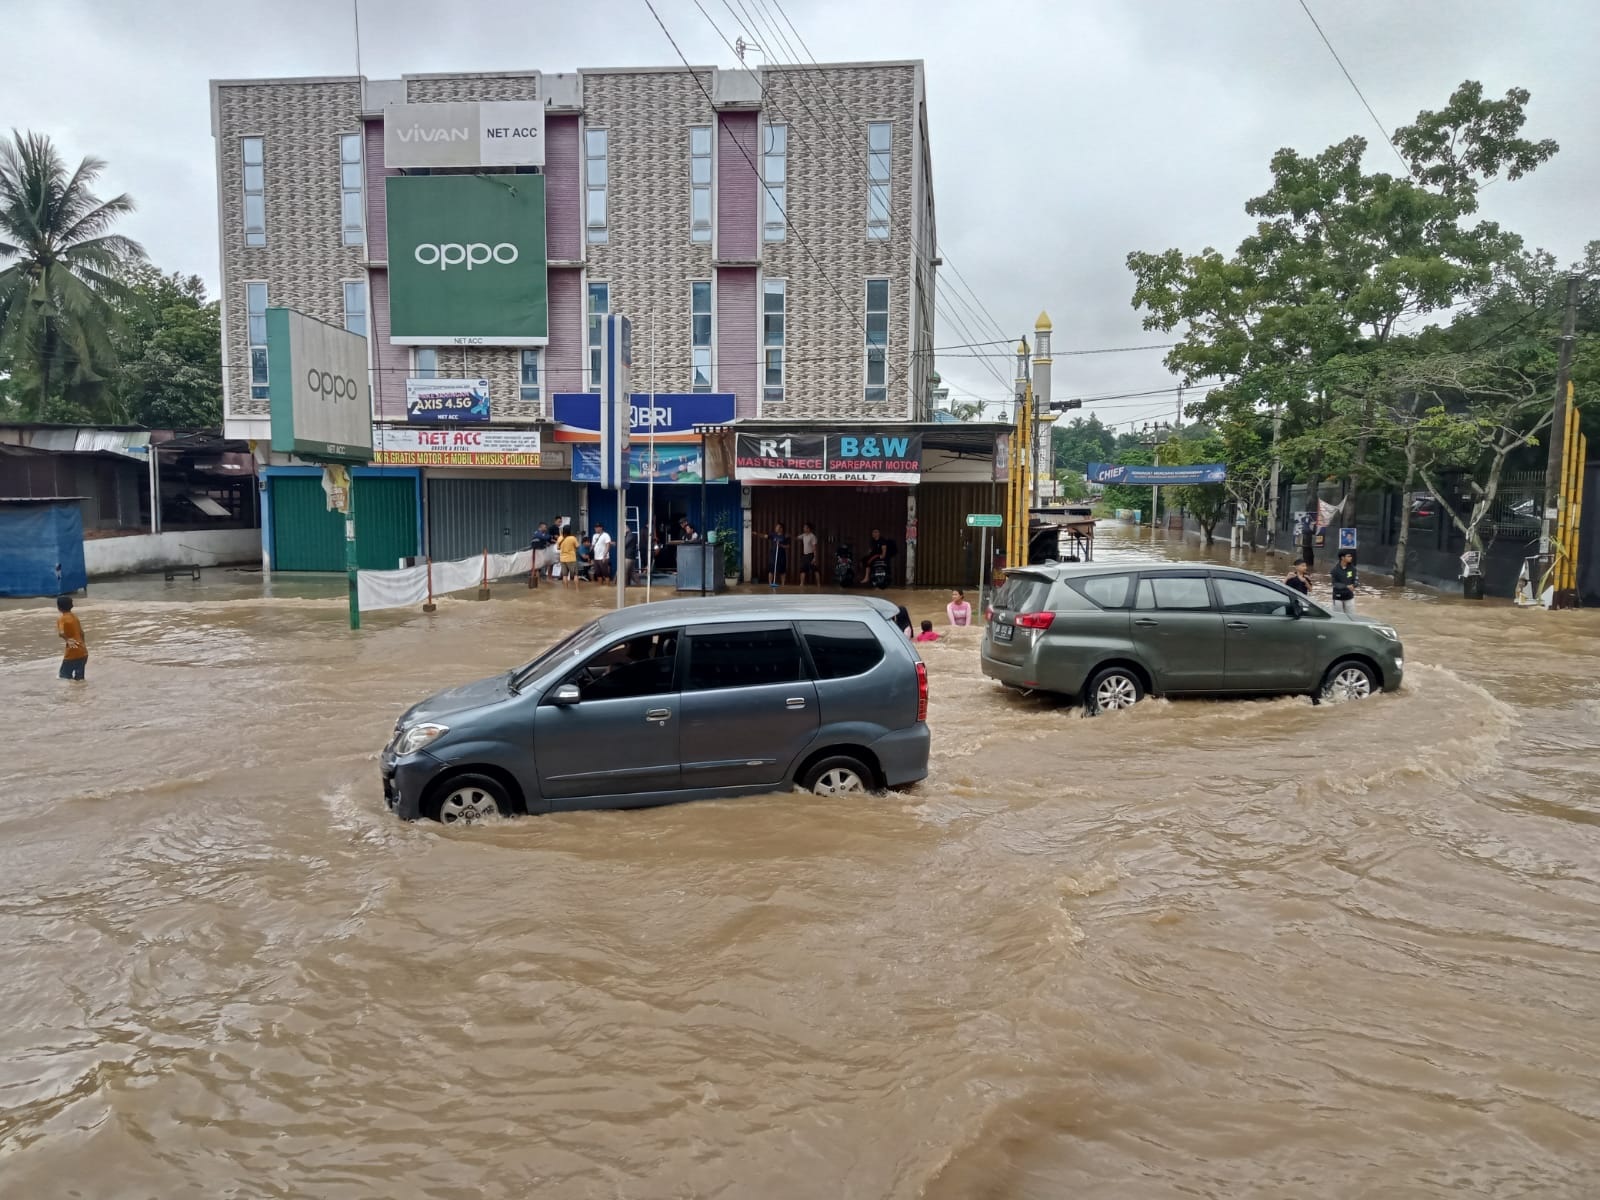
[833,543,856,588]
[867,556,891,589]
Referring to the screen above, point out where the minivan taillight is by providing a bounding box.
[915,661,929,722]
[985,607,994,623]
[1015,612,1055,630]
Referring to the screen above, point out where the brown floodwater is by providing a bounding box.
[2,524,1598,1199]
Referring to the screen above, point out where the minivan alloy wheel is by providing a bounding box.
[801,755,877,797]
[436,783,503,824]
[1323,663,1375,703]
[812,766,867,795]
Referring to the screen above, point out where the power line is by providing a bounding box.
[1294,0,1413,177]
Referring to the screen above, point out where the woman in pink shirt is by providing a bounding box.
[947,588,973,627]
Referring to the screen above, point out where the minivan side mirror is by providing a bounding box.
[551,683,581,705]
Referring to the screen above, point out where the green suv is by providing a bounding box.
[980,563,1403,711]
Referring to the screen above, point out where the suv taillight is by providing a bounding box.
[1015,612,1055,630]
[915,661,929,722]
[985,607,994,623]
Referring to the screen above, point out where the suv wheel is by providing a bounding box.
[801,756,876,796]
[1320,659,1376,703]
[428,773,512,824]
[1086,666,1144,714]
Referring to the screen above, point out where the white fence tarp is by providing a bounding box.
[357,549,532,613]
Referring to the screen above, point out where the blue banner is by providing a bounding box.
[1087,462,1227,485]
[552,392,736,441]
[571,443,730,484]
[405,378,492,422]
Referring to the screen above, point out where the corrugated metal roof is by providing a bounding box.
[74,430,151,457]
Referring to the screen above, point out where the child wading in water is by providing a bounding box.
[56,596,87,680]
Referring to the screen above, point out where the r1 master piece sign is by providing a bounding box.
[265,308,373,463]
[735,433,922,484]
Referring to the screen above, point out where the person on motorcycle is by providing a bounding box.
[859,528,895,585]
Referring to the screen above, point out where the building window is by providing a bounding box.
[864,278,889,403]
[763,124,787,242]
[242,137,265,246]
[520,349,542,403]
[762,279,785,405]
[691,281,712,392]
[586,282,610,391]
[246,282,269,400]
[340,133,364,247]
[690,127,712,244]
[867,122,891,240]
[342,280,367,338]
[585,128,608,245]
[413,348,438,379]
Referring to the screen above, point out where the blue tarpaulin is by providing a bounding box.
[0,503,88,596]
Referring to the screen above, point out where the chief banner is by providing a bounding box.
[373,426,541,467]
[735,432,922,484]
[1086,462,1226,485]
[405,378,491,423]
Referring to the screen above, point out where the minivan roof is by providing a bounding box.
[1007,562,1266,581]
[583,593,899,638]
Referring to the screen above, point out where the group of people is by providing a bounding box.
[756,523,897,589]
[530,516,635,589]
[1283,549,1361,615]
[885,589,976,645]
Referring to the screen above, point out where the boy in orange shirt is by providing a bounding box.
[56,595,87,680]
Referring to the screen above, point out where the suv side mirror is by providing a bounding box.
[551,683,581,705]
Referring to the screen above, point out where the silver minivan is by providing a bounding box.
[381,595,930,822]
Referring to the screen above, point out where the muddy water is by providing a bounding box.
[2,525,1598,1198]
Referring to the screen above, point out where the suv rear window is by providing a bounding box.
[799,620,884,679]
[1067,573,1133,609]
[994,574,1052,613]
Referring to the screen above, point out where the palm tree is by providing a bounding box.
[0,131,144,418]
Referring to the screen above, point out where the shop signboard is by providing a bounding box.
[550,392,736,442]
[385,174,548,346]
[266,308,373,462]
[1085,461,1227,485]
[383,98,544,169]
[735,432,922,484]
[372,426,541,467]
[405,378,492,423]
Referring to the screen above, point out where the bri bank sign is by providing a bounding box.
[551,393,736,444]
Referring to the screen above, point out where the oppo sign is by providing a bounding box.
[413,242,520,271]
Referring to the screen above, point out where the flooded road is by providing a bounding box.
[3,524,1599,1198]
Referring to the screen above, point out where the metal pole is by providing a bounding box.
[148,441,160,534]
[645,309,656,603]
[699,428,709,593]
[1151,441,1160,536]
[1540,274,1580,558]
[1267,406,1282,552]
[345,476,360,630]
[616,482,626,610]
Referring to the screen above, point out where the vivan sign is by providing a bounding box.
[383,98,544,168]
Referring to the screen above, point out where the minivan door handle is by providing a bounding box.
[785,697,806,710]
[1227,621,1250,631]
[645,708,672,723]
[1134,618,1159,628]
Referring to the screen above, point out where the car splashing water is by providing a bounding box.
[2,525,1599,1198]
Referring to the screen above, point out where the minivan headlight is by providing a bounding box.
[395,722,449,755]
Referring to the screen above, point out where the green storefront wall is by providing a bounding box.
[270,474,418,572]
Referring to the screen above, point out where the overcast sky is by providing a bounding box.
[5,0,1595,429]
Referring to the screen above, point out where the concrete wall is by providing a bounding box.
[84,529,261,578]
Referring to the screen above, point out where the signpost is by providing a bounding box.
[600,314,632,609]
[966,514,1003,615]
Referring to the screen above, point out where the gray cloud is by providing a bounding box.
[5,0,1593,428]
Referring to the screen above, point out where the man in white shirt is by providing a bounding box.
[592,523,613,582]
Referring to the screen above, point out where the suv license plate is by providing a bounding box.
[994,623,1013,642]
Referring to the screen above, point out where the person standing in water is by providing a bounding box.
[765,522,789,590]
[1330,551,1359,615]
[56,595,87,681]
[798,522,819,587]
[1284,559,1312,596]
[947,589,973,627]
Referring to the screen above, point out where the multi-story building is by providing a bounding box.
[212,61,1002,583]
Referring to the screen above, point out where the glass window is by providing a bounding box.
[1068,573,1133,609]
[690,281,712,393]
[866,123,891,239]
[1214,576,1295,617]
[864,277,889,403]
[995,573,1051,614]
[763,124,787,242]
[520,349,541,403]
[1136,576,1213,611]
[565,631,679,702]
[762,279,785,405]
[342,280,366,337]
[586,128,608,244]
[241,137,265,246]
[339,133,363,246]
[690,126,712,243]
[799,620,884,680]
[414,348,438,380]
[685,626,805,691]
[246,282,269,400]
[586,282,609,391]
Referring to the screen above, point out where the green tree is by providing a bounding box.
[0,131,146,418]
[1162,431,1231,544]
[1052,413,1116,472]
[110,266,223,427]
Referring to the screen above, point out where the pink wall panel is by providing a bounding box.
[545,115,581,262]
[717,112,758,261]
[717,267,757,418]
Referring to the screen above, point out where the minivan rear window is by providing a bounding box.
[995,574,1051,613]
[1067,573,1133,609]
[799,620,884,679]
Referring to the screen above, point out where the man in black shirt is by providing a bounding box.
[859,527,894,584]
[1330,551,1359,615]
[1284,558,1312,596]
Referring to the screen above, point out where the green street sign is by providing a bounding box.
[966,513,1003,527]
[385,173,548,346]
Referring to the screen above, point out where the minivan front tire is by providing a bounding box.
[1086,666,1145,714]
[1320,659,1377,703]
[801,755,876,796]
[428,773,512,824]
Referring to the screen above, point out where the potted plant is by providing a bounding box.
[712,526,740,584]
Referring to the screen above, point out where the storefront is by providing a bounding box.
[263,466,422,572]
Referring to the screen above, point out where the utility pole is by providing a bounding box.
[1540,274,1580,560]
[1267,405,1283,553]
